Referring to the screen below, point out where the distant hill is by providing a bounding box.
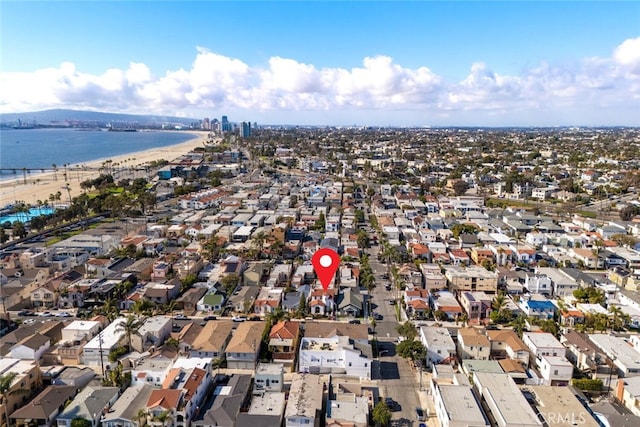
[0,109,199,125]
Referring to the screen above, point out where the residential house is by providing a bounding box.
[430,291,463,320]
[225,321,265,369]
[192,375,251,427]
[486,329,530,368]
[0,359,42,424]
[443,265,499,293]
[518,296,556,320]
[188,320,233,360]
[589,334,640,377]
[197,290,225,314]
[522,332,565,363]
[303,322,369,347]
[50,366,95,388]
[254,288,283,315]
[405,289,430,318]
[143,281,180,305]
[158,365,211,427]
[420,264,447,291]
[9,386,77,427]
[457,328,490,360]
[472,373,543,427]
[131,316,172,353]
[10,334,50,360]
[176,287,208,316]
[337,288,363,317]
[146,389,182,427]
[284,373,324,427]
[56,386,120,427]
[616,376,640,417]
[269,321,301,370]
[298,335,372,379]
[471,247,495,266]
[325,391,368,427]
[458,291,492,322]
[538,355,574,386]
[420,326,456,368]
[102,385,155,427]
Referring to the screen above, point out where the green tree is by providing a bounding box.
[152,409,173,427]
[0,372,20,427]
[396,340,427,363]
[220,273,240,295]
[115,315,144,351]
[372,401,392,426]
[133,409,148,427]
[396,321,417,341]
[573,287,605,305]
[71,418,93,427]
[11,221,27,239]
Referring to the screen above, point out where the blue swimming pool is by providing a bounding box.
[0,207,56,224]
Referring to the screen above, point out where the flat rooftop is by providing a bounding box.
[438,384,489,425]
[474,372,542,427]
[527,386,600,427]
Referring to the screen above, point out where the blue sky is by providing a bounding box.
[2,1,639,126]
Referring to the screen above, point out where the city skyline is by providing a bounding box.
[1,1,639,126]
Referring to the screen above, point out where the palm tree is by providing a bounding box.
[133,409,147,427]
[491,292,507,312]
[0,372,27,427]
[152,409,172,427]
[115,315,144,351]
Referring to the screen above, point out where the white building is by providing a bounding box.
[284,374,324,427]
[298,336,371,379]
[473,372,543,427]
[61,320,101,343]
[420,326,456,368]
[538,355,574,386]
[82,317,127,367]
[522,332,565,361]
[589,334,640,377]
[431,383,489,427]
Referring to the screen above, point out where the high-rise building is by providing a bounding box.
[202,117,210,130]
[212,118,220,134]
[221,115,231,132]
[241,121,251,138]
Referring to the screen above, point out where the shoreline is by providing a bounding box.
[0,131,209,208]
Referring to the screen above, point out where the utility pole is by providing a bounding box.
[98,331,105,378]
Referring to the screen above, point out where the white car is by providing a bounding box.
[23,319,36,325]
[232,316,247,322]
[38,311,52,317]
[55,311,72,317]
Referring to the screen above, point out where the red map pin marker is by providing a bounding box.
[312,248,340,291]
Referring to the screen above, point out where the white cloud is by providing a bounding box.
[1,37,639,125]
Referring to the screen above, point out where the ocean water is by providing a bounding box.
[0,128,196,179]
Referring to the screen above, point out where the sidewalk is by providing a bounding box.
[415,369,441,427]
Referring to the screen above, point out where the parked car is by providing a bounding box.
[18,310,34,316]
[416,408,426,421]
[55,311,72,317]
[385,284,392,291]
[38,311,52,317]
[23,318,36,325]
[232,316,247,322]
[348,319,361,324]
[373,313,383,320]
[174,314,189,320]
[203,316,217,321]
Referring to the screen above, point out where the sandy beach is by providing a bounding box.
[0,131,209,207]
